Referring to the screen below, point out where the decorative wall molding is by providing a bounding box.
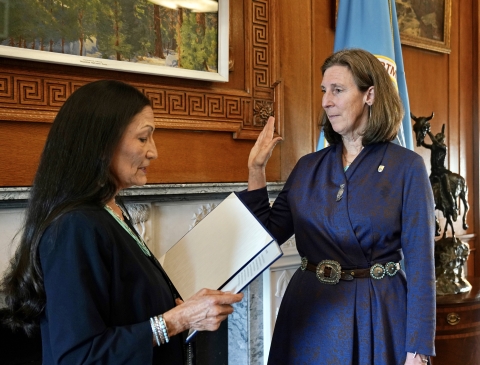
[0,182,285,206]
[281,235,296,249]
[263,235,300,364]
[275,270,291,299]
[125,203,151,245]
[254,99,274,126]
[189,203,218,230]
[0,0,282,141]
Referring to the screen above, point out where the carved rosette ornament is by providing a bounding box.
[411,112,471,295]
[253,100,274,126]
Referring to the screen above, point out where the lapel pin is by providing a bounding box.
[336,184,345,202]
[378,165,384,172]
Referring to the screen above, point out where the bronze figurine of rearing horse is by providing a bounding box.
[411,112,469,237]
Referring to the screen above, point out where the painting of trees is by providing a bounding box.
[0,0,219,72]
[178,11,218,71]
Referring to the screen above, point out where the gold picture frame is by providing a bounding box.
[395,0,451,54]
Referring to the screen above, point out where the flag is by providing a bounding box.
[316,128,328,150]
[317,0,414,151]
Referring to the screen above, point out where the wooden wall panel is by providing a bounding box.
[402,0,477,273]
[404,47,450,167]
[458,0,476,253]
[473,0,480,277]
[0,121,280,186]
[274,0,335,180]
[276,0,313,180]
[149,129,280,183]
[0,0,283,186]
[313,0,336,149]
[0,121,47,186]
[448,0,460,177]
[0,1,478,273]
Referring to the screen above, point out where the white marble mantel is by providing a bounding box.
[0,182,284,203]
[0,182,300,365]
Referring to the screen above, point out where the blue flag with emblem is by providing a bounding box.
[317,0,414,151]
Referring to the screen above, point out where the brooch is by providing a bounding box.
[336,184,345,202]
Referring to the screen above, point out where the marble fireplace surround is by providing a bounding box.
[0,183,301,365]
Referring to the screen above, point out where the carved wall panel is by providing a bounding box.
[0,0,282,141]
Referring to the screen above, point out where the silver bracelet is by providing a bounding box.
[158,314,170,344]
[154,315,165,344]
[150,317,161,347]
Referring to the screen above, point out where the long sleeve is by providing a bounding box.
[238,166,301,245]
[401,155,436,356]
[39,211,153,364]
[245,143,437,364]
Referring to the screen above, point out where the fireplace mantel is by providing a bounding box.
[0,182,294,365]
[0,182,285,205]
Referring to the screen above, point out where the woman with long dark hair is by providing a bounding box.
[1,80,242,364]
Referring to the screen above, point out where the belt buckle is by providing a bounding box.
[316,260,342,285]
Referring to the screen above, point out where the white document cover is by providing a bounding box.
[159,192,282,301]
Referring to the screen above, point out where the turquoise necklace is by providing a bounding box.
[104,204,151,257]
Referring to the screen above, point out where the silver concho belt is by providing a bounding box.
[300,257,401,285]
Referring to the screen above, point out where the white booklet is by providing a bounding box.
[158,192,282,342]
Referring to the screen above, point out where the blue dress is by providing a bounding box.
[239,142,436,365]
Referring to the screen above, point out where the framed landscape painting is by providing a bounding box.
[0,0,229,82]
[395,0,451,54]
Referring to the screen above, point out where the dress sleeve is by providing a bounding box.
[238,165,299,245]
[401,155,436,356]
[39,212,153,365]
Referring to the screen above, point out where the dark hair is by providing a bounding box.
[0,80,151,335]
[320,48,404,145]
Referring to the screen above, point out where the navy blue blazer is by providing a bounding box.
[39,205,184,364]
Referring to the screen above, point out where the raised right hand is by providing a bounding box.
[248,116,282,170]
[248,117,282,190]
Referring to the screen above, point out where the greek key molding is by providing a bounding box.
[0,0,282,140]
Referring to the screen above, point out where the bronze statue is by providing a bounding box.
[434,234,471,295]
[411,112,469,237]
[411,112,471,295]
